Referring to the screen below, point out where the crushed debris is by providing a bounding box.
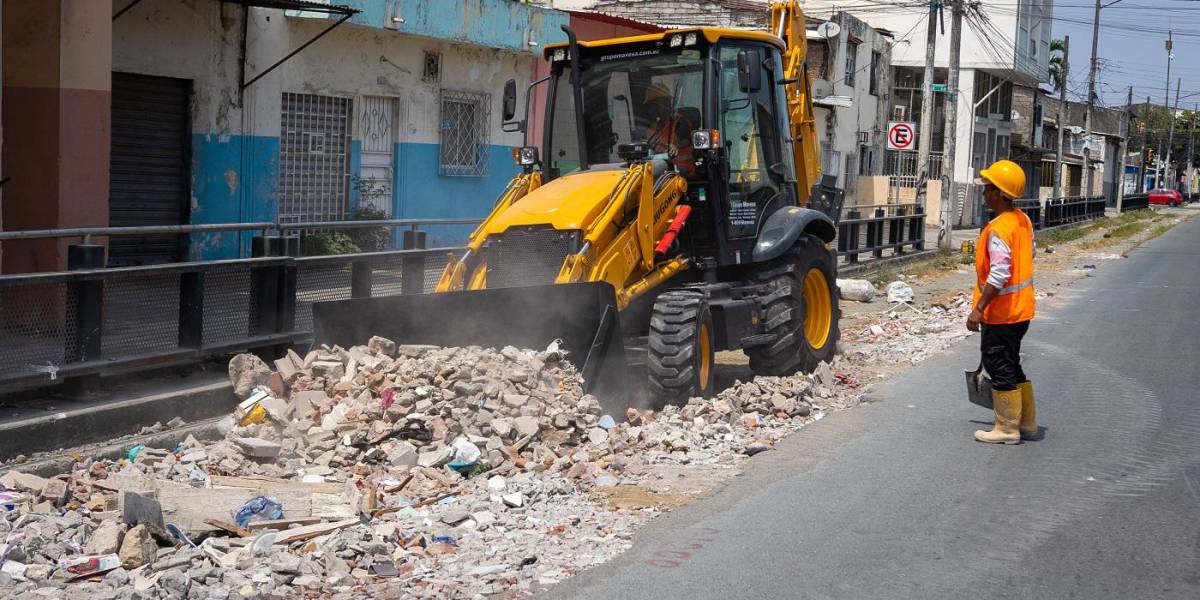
[0,340,860,599]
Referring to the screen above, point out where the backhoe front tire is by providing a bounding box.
[647,289,715,403]
[745,235,840,376]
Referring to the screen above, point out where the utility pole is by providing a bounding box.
[1115,86,1133,212]
[1053,35,1070,199]
[1138,96,1150,192]
[1159,31,1173,187]
[1165,78,1181,189]
[939,0,963,249]
[1189,104,1197,193]
[1083,0,1101,196]
[916,0,939,221]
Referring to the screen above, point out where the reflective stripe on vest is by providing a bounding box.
[998,278,1033,295]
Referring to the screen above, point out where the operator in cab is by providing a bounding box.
[642,83,696,177]
[968,159,1039,445]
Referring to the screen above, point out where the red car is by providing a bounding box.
[1149,188,1184,207]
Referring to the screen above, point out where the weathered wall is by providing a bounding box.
[113,1,565,257]
[820,12,892,201]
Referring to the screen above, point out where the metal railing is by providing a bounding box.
[0,218,483,244]
[1042,196,1106,227]
[1002,196,1105,229]
[1120,193,1150,212]
[836,203,926,263]
[0,246,464,392]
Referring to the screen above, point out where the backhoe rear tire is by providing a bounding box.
[647,289,715,403]
[745,234,840,376]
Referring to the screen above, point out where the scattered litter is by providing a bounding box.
[233,496,283,528]
[60,554,121,579]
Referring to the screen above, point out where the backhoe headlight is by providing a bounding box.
[668,34,683,48]
[684,33,698,46]
[551,48,566,62]
[691,129,721,150]
[513,146,540,166]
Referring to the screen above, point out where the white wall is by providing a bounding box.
[803,1,1047,83]
[112,0,250,136]
[274,18,529,148]
[113,2,531,144]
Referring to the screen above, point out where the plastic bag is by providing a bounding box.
[886,281,914,303]
[233,496,283,528]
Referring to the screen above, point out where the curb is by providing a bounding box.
[839,249,939,277]
[1,417,225,478]
[0,379,234,461]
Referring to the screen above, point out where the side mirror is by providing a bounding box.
[502,79,517,122]
[737,49,761,93]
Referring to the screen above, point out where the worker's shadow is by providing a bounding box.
[968,418,1048,441]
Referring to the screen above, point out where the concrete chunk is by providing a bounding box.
[233,437,282,459]
[0,471,48,493]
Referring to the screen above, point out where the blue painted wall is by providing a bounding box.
[189,134,279,260]
[342,0,568,53]
[348,140,363,213]
[394,142,517,247]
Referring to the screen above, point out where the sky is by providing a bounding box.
[1035,0,1200,109]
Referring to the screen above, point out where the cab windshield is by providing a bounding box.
[547,46,704,177]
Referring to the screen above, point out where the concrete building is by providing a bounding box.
[1031,95,1122,201]
[807,0,1055,226]
[804,12,896,206]
[1,0,569,271]
[540,0,770,30]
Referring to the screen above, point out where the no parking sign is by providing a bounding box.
[886,121,917,151]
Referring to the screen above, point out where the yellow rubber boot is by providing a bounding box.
[1018,381,1038,440]
[975,389,1022,444]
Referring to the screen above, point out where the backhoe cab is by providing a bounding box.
[313,3,841,404]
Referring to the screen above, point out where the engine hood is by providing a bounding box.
[486,168,628,234]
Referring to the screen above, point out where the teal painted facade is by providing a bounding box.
[341,0,568,53]
[394,142,517,247]
[186,137,517,258]
[348,140,363,212]
[189,134,279,261]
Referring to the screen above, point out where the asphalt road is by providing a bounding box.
[550,216,1200,600]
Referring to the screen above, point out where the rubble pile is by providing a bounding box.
[843,292,975,368]
[0,338,858,599]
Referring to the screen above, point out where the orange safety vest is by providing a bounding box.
[973,208,1036,324]
[647,114,695,176]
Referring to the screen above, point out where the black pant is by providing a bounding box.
[981,320,1030,391]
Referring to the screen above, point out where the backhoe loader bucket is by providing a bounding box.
[311,282,627,396]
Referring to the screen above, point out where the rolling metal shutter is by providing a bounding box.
[109,72,191,266]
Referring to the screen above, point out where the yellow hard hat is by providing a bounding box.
[978,159,1027,199]
[643,82,672,104]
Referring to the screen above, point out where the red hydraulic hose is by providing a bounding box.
[654,205,692,256]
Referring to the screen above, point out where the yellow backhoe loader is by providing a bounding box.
[314,1,841,402]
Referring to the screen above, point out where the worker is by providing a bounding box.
[643,82,696,176]
[968,159,1038,444]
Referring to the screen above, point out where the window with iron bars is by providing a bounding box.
[844,41,859,87]
[278,92,352,224]
[439,90,491,177]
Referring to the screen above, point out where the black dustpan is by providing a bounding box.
[965,362,994,410]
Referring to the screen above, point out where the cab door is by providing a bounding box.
[712,43,792,264]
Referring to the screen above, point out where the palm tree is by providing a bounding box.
[1047,38,1066,93]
